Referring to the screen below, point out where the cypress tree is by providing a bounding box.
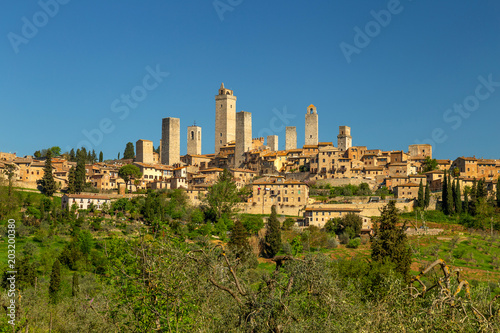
[264,205,282,258]
[424,183,431,209]
[229,220,251,259]
[371,200,412,281]
[123,142,135,160]
[452,179,457,212]
[497,176,500,208]
[39,149,57,196]
[454,178,462,215]
[417,180,424,209]
[91,150,97,164]
[72,272,79,297]
[471,178,477,202]
[75,149,86,193]
[69,148,75,161]
[99,151,104,163]
[68,166,76,194]
[477,178,487,199]
[446,173,454,215]
[463,187,469,215]
[49,259,61,302]
[442,171,448,214]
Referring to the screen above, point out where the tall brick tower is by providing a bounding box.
[235,111,252,168]
[337,126,352,152]
[285,126,297,151]
[161,117,180,165]
[215,83,236,154]
[305,104,318,146]
[136,139,153,163]
[187,124,202,155]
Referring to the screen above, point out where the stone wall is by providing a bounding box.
[285,126,297,150]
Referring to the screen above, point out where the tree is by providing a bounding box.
[452,179,457,212]
[417,180,424,209]
[203,169,240,221]
[118,164,142,193]
[477,178,487,199]
[241,215,264,235]
[34,150,41,158]
[446,173,454,215]
[282,217,295,230]
[371,200,412,281]
[2,163,16,196]
[422,157,438,173]
[91,149,97,164]
[68,166,76,194]
[123,142,135,160]
[99,151,104,163]
[50,146,61,156]
[463,187,469,215]
[264,205,281,258]
[442,171,449,214]
[424,183,430,209]
[69,148,76,161]
[471,178,477,202]
[454,178,462,215]
[329,213,362,239]
[49,259,61,302]
[38,149,57,196]
[497,177,500,208]
[75,149,86,193]
[229,220,251,257]
[117,152,120,160]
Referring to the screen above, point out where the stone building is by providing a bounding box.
[161,117,180,166]
[285,126,297,151]
[187,125,202,155]
[337,126,352,152]
[235,111,252,168]
[215,83,236,154]
[267,135,278,151]
[136,139,154,164]
[305,104,318,146]
[408,144,432,159]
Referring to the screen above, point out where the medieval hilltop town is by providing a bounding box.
[1,83,499,230]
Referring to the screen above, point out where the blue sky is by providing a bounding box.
[1,0,499,160]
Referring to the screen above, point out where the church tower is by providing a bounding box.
[215,83,236,154]
[305,104,318,146]
[187,124,202,155]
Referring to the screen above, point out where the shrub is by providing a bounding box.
[347,238,361,249]
[338,232,349,245]
[326,237,339,249]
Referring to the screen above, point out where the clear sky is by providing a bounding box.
[1,0,499,160]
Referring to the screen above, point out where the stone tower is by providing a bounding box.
[136,139,153,164]
[235,111,252,168]
[305,104,318,146]
[161,117,180,165]
[337,126,352,152]
[267,135,278,151]
[215,83,236,154]
[285,126,297,151]
[187,124,202,155]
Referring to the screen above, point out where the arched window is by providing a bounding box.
[191,131,194,140]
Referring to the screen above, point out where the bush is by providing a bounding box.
[338,232,349,245]
[326,237,339,249]
[282,242,292,255]
[347,238,361,249]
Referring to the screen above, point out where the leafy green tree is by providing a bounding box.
[454,178,462,215]
[371,200,412,281]
[424,183,430,208]
[264,205,281,258]
[471,178,477,202]
[117,152,120,160]
[34,150,41,158]
[463,187,469,215]
[123,142,135,159]
[417,180,424,208]
[328,214,362,239]
[99,151,104,162]
[477,178,487,199]
[282,217,295,230]
[324,218,337,234]
[422,157,438,172]
[50,146,61,156]
[452,179,457,212]
[38,149,57,196]
[229,220,250,256]
[118,164,142,193]
[446,173,454,215]
[49,259,61,302]
[203,169,240,220]
[69,148,76,161]
[241,215,264,235]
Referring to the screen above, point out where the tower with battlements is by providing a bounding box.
[161,117,180,165]
[337,126,352,151]
[215,83,236,154]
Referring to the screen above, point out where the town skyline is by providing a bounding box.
[2,1,500,159]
